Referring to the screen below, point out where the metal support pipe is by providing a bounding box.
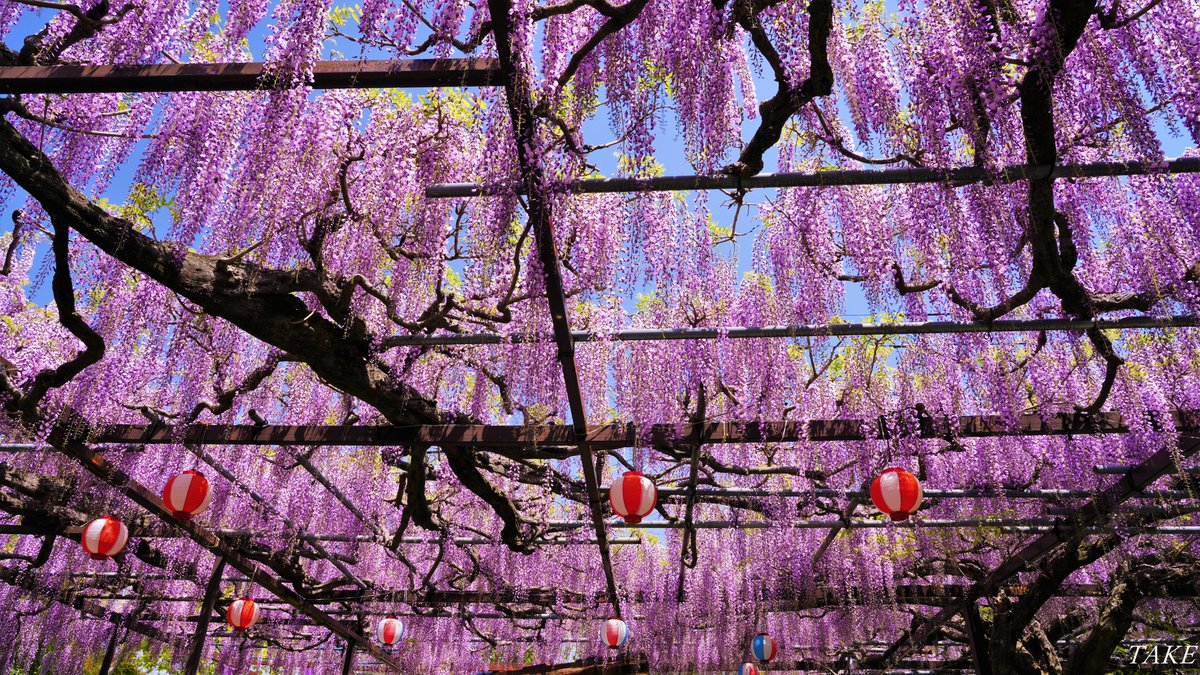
[90,409,1200,448]
[381,315,1200,348]
[425,157,1200,198]
[549,518,1147,529]
[33,518,1200,536]
[657,487,1193,499]
[0,444,47,452]
[1045,504,1200,517]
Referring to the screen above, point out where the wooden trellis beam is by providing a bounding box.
[182,558,226,675]
[88,409,1200,448]
[171,610,564,624]
[71,582,1200,612]
[481,654,649,674]
[2,522,641,545]
[97,621,121,675]
[76,588,578,606]
[0,59,500,94]
[676,394,709,601]
[964,602,992,675]
[13,513,1200,538]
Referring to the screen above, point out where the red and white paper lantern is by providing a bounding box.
[80,515,128,561]
[869,467,924,522]
[600,617,629,649]
[227,598,260,631]
[162,470,213,520]
[738,664,760,675]
[377,616,405,645]
[608,471,657,524]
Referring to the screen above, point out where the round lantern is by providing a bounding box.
[80,515,128,561]
[162,470,213,520]
[738,664,760,675]
[870,467,924,521]
[608,471,657,524]
[377,616,405,646]
[752,633,778,664]
[600,617,628,649]
[227,598,260,631]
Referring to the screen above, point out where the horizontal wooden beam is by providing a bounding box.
[768,582,1200,611]
[21,522,633,545]
[0,59,500,94]
[87,410,1200,447]
[10,518,1194,542]
[70,582,1200,609]
[484,655,649,674]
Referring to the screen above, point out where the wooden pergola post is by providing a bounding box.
[965,602,992,675]
[183,557,227,675]
[96,622,121,675]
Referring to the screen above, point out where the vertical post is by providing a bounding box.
[97,622,121,675]
[341,642,356,675]
[676,387,707,602]
[184,557,227,675]
[965,602,992,675]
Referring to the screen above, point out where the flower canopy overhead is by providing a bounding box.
[1,0,1199,672]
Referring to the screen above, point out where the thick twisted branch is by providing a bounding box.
[725,0,834,176]
[18,221,105,420]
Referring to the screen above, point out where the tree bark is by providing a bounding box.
[1064,554,1200,675]
[0,115,441,428]
[988,535,1118,675]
